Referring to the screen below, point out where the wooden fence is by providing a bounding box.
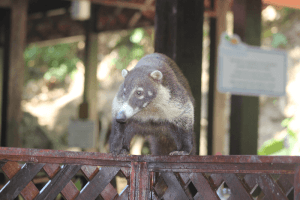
[0,147,299,200]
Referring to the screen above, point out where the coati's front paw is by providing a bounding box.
[119,149,130,155]
[169,151,189,156]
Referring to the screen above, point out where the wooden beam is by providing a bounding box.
[2,0,28,147]
[128,0,155,28]
[207,0,231,155]
[229,0,261,155]
[89,0,155,11]
[79,4,99,149]
[155,0,204,155]
[0,0,11,8]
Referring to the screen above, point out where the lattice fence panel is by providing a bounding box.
[0,161,130,200]
[0,147,299,200]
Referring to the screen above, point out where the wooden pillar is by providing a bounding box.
[78,4,99,149]
[1,0,28,147]
[229,0,261,155]
[155,0,204,155]
[207,0,231,155]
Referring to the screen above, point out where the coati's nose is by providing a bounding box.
[116,110,127,123]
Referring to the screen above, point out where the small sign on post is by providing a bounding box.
[218,33,288,96]
[68,119,96,149]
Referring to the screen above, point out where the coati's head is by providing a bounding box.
[115,67,163,123]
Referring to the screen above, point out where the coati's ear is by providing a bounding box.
[150,70,163,81]
[122,69,129,78]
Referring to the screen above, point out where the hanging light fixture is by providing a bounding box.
[71,0,91,21]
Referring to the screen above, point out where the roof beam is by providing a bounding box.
[89,0,155,11]
[0,0,12,8]
[128,0,154,28]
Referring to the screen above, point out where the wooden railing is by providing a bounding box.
[0,147,299,199]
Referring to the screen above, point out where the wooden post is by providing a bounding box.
[1,0,28,147]
[155,0,204,155]
[78,4,99,149]
[229,0,261,155]
[0,9,10,145]
[295,166,300,200]
[207,0,231,155]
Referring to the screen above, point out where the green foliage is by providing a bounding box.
[74,179,82,191]
[258,118,298,155]
[271,33,288,48]
[258,139,284,155]
[24,43,80,82]
[111,28,149,70]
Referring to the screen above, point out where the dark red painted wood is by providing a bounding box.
[34,165,82,200]
[277,174,294,196]
[190,173,219,199]
[222,174,252,200]
[295,166,300,200]
[1,161,40,200]
[0,162,44,200]
[75,166,120,200]
[0,147,300,199]
[160,173,189,199]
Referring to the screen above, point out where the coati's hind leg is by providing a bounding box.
[168,123,194,155]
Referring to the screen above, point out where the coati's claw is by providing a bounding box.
[169,151,189,156]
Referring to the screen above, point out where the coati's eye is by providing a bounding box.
[136,91,142,96]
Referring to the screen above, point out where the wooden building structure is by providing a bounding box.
[0,0,300,199]
[0,0,299,155]
[0,0,214,154]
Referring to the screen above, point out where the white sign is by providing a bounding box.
[218,33,287,96]
[68,119,96,149]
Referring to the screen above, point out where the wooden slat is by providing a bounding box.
[21,182,40,200]
[190,173,219,200]
[276,175,294,195]
[295,166,300,200]
[210,174,224,189]
[43,163,80,200]
[75,166,120,200]
[117,185,129,200]
[34,165,82,200]
[120,167,130,178]
[222,174,252,200]
[81,165,99,180]
[43,163,61,179]
[2,147,300,165]
[160,173,189,200]
[0,161,6,169]
[2,161,21,179]
[100,182,118,200]
[130,162,138,200]
[0,163,44,200]
[148,163,297,174]
[61,181,80,200]
[254,174,288,200]
[81,165,119,199]
[2,161,40,200]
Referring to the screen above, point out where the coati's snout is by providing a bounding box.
[116,110,126,123]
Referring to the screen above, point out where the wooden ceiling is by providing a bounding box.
[25,0,216,43]
[5,0,298,43]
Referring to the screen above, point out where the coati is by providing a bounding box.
[109,53,195,155]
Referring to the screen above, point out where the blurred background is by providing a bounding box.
[1,0,300,156]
